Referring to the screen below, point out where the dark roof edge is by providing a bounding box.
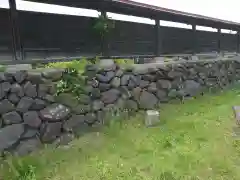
[112,0,240,27]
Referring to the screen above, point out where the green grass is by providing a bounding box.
[2,87,240,180]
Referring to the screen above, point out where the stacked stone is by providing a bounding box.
[1,58,240,157]
[0,68,69,156]
[85,59,240,112]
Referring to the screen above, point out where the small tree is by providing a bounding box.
[93,14,115,55]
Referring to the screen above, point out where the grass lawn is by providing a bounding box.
[2,87,240,180]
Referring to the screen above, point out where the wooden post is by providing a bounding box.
[8,0,23,61]
[217,28,221,53]
[155,19,160,56]
[192,24,197,54]
[237,31,240,53]
[101,10,108,57]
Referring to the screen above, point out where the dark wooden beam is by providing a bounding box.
[155,19,161,56]
[192,24,197,54]
[8,0,23,60]
[237,31,240,53]
[217,28,221,52]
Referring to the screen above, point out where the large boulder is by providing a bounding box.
[8,93,20,105]
[182,80,201,96]
[42,68,63,81]
[125,100,138,111]
[23,81,37,98]
[110,77,121,88]
[98,59,116,71]
[11,83,24,97]
[30,99,47,110]
[2,111,22,125]
[72,104,91,115]
[23,111,42,128]
[14,138,41,156]
[139,91,158,109]
[157,80,172,90]
[41,122,62,143]
[14,71,27,83]
[40,104,70,122]
[63,115,85,132]
[0,99,15,115]
[96,71,115,83]
[156,90,168,102]
[0,124,24,152]
[101,89,120,104]
[16,97,34,113]
[120,74,130,86]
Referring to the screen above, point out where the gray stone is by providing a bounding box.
[14,71,27,83]
[42,68,63,81]
[139,91,158,109]
[54,133,75,147]
[1,82,11,93]
[101,89,120,104]
[92,100,104,111]
[2,111,22,125]
[119,86,132,99]
[129,75,141,87]
[99,59,116,71]
[125,100,138,111]
[8,93,20,104]
[168,89,178,98]
[145,110,160,127]
[4,72,14,83]
[41,122,62,143]
[63,115,85,132]
[42,94,55,103]
[40,104,70,122]
[23,111,42,128]
[111,77,121,88]
[133,65,148,75]
[78,94,91,105]
[0,72,6,82]
[156,90,168,102]
[85,113,97,125]
[37,84,49,98]
[139,80,150,88]
[16,97,34,113]
[72,104,91,115]
[55,93,78,108]
[115,69,123,77]
[182,80,201,96]
[148,82,157,93]
[15,138,41,156]
[157,79,172,90]
[6,64,32,71]
[91,88,101,98]
[99,83,111,92]
[168,71,183,79]
[132,87,142,102]
[30,99,46,110]
[142,74,155,82]
[0,124,24,152]
[11,83,24,97]
[120,74,130,86]
[0,99,15,114]
[27,71,48,84]
[96,71,115,83]
[23,81,37,98]
[21,128,38,139]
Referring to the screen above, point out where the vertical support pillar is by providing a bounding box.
[101,10,108,57]
[9,0,23,61]
[192,24,197,54]
[237,31,240,53]
[155,19,161,56]
[217,28,221,53]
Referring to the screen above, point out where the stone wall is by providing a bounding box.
[1,58,240,156]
